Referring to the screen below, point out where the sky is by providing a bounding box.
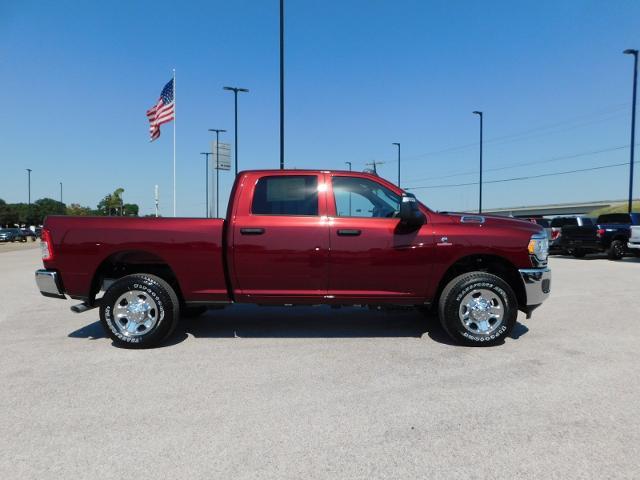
[1,0,639,217]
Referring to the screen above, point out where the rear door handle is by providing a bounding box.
[240,228,265,235]
[337,229,361,236]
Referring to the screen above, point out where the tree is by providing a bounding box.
[35,198,66,218]
[97,188,138,216]
[0,199,19,227]
[66,203,93,216]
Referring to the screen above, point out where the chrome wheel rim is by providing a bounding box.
[459,288,504,335]
[113,290,159,337]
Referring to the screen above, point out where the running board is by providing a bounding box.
[70,301,98,314]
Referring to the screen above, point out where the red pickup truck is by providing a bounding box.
[35,170,551,348]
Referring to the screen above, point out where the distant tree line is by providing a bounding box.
[0,188,139,227]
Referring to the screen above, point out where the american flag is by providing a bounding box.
[146,79,175,141]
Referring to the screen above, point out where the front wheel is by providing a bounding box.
[438,272,518,346]
[99,274,180,348]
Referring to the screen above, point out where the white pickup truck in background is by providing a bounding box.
[628,225,640,253]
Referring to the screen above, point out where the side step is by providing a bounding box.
[70,301,98,314]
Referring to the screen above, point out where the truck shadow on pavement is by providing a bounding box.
[69,305,529,348]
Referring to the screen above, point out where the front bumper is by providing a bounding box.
[35,269,66,299]
[519,267,551,312]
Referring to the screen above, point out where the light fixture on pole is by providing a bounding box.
[624,49,638,214]
[392,142,401,187]
[208,129,227,218]
[200,152,213,218]
[472,111,483,214]
[223,86,249,177]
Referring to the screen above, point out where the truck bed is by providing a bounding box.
[42,216,230,303]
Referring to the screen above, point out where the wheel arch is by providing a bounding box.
[89,250,183,305]
[434,254,525,311]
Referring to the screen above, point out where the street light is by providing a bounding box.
[624,49,638,214]
[59,182,63,204]
[280,0,285,169]
[472,111,483,214]
[223,86,249,176]
[26,169,32,205]
[345,161,352,171]
[208,129,227,218]
[200,152,213,218]
[392,142,401,187]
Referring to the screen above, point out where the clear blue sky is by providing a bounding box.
[1,0,639,216]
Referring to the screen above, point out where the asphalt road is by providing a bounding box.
[1,248,639,479]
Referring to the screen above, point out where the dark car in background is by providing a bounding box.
[560,213,640,260]
[21,229,38,241]
[0,228,27,243]
[549,216,594,254]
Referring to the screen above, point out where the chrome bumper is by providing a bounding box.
[628,242,640,250]
[35,269,66,299]
[519,267,551,307]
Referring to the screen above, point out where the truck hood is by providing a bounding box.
[435,212,545,236]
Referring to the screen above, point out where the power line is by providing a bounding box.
[404,144,634,183]
[406,161,636,190]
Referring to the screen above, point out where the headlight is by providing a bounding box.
[528,233,549,266]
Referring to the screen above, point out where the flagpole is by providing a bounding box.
[173,68,176,217]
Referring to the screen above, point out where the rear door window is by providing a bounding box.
[251,175,319,216]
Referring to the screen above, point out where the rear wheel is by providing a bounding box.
[571,249,586,258]
[99,274,180,348]
[438,272,518,346]
[607,240,625,260]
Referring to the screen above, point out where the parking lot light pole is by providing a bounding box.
[26,169,32,205]
[208,129,227,218]
[392,143,401,187]
[624,49,638,214]
[200,152,212,217]
[473,111,483,214]
[223,87,249,177]
[59,182,63,204]
[280,0,285,169]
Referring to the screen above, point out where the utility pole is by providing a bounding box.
[473,111,484,214]
[223,86,249,176]
[280,0,285,169]
[365,160,384,175]
[624,49,638,213]
[209,129,226,218]
[392,142,401,187]
[26,169,32,205]
[200,152,212,217]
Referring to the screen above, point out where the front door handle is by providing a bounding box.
[240,228,265,235]
[337,229,361,236]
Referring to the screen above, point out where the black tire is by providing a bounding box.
[607,240,625,260]
[99,274,180,348]
[572,249,586,258]
[438,272,518,347]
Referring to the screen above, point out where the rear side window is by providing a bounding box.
[551,217,577,227]
[251,175,318,216]
[597,214,631,224]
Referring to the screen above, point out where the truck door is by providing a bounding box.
[231,172,330,302]
[326,174,434,303]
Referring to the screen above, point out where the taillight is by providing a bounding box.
[41,228,53,261]
[551,228,561,240]
[596,228,605,238]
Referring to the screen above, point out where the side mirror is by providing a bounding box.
[399,193,426,228]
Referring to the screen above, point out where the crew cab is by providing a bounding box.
[35,170,551,348]
[560,212,640,259]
